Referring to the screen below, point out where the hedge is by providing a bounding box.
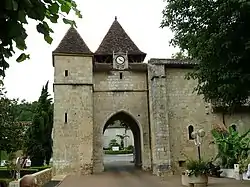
[104,150,133,154]
[0,169,37,178]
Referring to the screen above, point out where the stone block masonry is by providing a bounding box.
[148,63,171,176]
[53,55,94,176]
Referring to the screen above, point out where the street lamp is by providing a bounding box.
[191,129,205,161]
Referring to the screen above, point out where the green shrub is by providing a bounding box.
[211,125,250,168]
[104,150,133,155]
[126,145,134,151]
[0,168,38,178]
[186,159,209,176]
[239,157,250,174]
[109,139,120,149]
[0,151,8,160]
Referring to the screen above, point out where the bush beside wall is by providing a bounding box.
[104,150,133,154]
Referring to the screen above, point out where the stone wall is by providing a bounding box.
[148,64,171,176]
[53,55,94,176]
[165,68,217,172]
[92,70,152,173]
[149,59,250,174]
[54,55,93,84]
[9,168,52,187]
[165,68,250,172]
[33,168,52,187]
[52,55,250,176]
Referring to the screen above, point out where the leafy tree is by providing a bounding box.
[161,0,250,110]
[109,139,120,149]
[0,87,24,161]
[211,125,250,168]
[12,100,38,122]
[171,51,190,60]
[0,0,82,79]
[24,81,53,166]
[116,134,129,150]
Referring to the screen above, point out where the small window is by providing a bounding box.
[188,125,194,140]
[65,70,68,77]
[179,160,186,167]
[64,113,68,123]
[119,72,123,79]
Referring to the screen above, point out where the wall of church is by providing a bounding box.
[92,71,152,173]
[165,68,250,172]
[53,55,94,176]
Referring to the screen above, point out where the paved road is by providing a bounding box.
[57,168,250,187]
[56,155,250,187]
[104,154,133,163]
[103,154,134,172]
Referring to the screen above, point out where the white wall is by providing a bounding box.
[103,128,134,148]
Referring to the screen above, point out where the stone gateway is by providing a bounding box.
[52,17,250,177]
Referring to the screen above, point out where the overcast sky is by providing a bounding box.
[4,0,178,102]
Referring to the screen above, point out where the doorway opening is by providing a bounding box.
[103,111,142,171]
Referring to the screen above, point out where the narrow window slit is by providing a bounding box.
[119,72,123,79]
[65,70,68,77]
[188,125,194,140]
[64,113,68,123]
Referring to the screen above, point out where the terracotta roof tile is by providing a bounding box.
[95,17,146,56]
[53,27,93,55]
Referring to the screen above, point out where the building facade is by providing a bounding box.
[52,17,250,176]
[103,120,134,149]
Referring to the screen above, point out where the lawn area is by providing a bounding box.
[104,149,133,154]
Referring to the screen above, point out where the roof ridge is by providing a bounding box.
[95,18,146,55]
[53,27,93,55]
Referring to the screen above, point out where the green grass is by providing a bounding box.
[104,149,133,154]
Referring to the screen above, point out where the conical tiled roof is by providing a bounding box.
[95,17,146,56]
[53,27,93,55]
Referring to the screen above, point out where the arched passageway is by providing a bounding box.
[103,111,142,171]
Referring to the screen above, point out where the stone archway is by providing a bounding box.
[102,111,142,169]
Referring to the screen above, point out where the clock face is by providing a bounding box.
[115,55,125,64]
